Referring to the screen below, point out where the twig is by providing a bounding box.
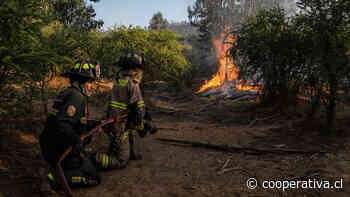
[221,158,231,170]
[149,106,179,114]
[194,170,201,185]
[217,167,243,175]
[157,127,179,131]
[248,113,281,128]
[197,103,217,113]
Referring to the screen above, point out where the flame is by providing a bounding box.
[197,31,258,93]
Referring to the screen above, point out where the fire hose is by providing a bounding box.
[56,115,127,197]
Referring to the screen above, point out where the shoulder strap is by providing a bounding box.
[52,88,73,110]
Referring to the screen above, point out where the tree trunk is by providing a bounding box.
[310,86,321,118]
[326,74,337,133]
[41,80,48,118]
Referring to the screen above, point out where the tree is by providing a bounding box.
[0,0,43,87]
[95,26,190,89]
[0,0,76,115]
[187,0,282,46]
[295,0,350,132]
[149,12,169,30]
[229,7,307,105]
[44,0,104,31]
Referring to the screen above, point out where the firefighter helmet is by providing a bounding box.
[116,53,144,70]
[67,61,100,80]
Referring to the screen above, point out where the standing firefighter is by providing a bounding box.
[94,53,147,170]
[39,61,102,193]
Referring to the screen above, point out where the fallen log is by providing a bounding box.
[155,138,328,155]
[197,87,223,97]
[224,92,246,100]
[199,87,258,101]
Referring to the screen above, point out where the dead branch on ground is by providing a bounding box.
[155,138,329,156]
[248,113,282,128]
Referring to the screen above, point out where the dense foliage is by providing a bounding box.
[229,0,350,132]
[229,8,307,102]
[0,0,191,117]
[93,26,190,87]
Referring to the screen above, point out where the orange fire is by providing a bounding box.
[197,32,258,93]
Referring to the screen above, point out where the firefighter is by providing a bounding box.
[93,53,147,170]
[39,61,102,193]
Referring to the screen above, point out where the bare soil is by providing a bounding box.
[1,85,350,197]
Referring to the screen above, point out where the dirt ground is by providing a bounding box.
[1,84,350,197]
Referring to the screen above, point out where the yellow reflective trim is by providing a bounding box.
[121,132,129,141]
[110,102,127,108]
[109,104,127,109]
[48,108,59,116]
[135,124,144,131]
[90,64,95,68]
[48,111,56,116]
[110,104,127,110]
[110,101,127,106]
[47,173,54,181]
[110,104,127,109]
[102,155,105,168]
[116,79,128,86]
[102,155,107,168]
[74,63,80,69]
[106,155,109,168]
[126,129,137,135]
[80,117,87,125]
[72,177,82,183]
[83,64,89,69]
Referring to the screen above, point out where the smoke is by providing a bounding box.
[279,0,298,16]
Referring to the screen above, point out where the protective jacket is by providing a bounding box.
[100,72,145,169]
[39,81,100,187]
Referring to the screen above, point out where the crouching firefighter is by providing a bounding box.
[39,61,103,193]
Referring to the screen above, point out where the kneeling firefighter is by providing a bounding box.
[39,61,103,191]
[95,53,157,170]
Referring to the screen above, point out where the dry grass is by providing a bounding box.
[49,77,114,93]
[47,76,70,89]
[18,134,39,145]
[10,76,113,93]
